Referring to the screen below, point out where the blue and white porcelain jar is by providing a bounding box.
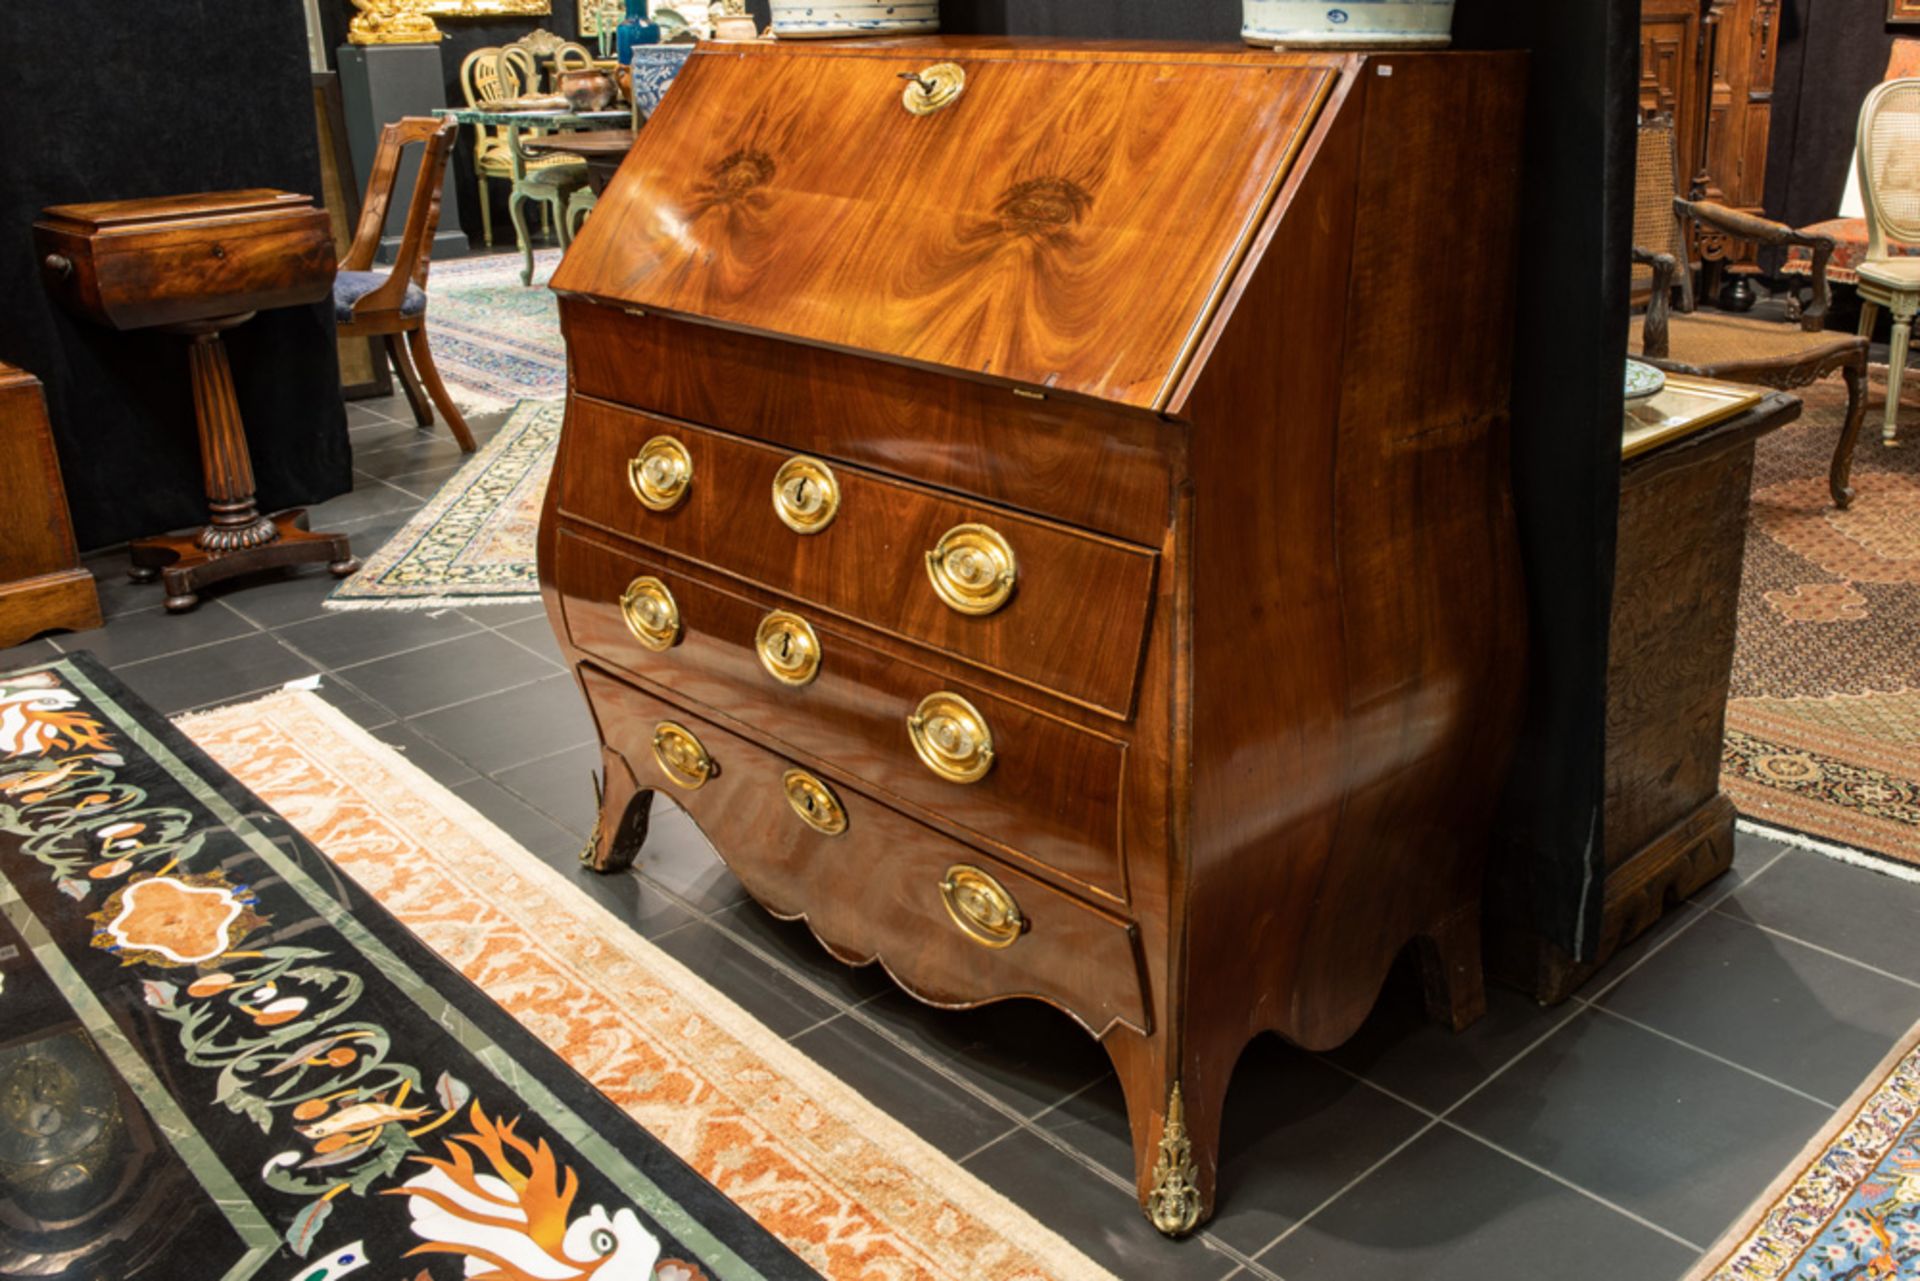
[1242,0,1453,47]
[768,2,938,38]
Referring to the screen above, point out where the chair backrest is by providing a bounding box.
[1633,112,1695,312]
[459,46,511,106]
[499,45,539,98]
[340,116,458,311]
[554,41,596,74]
[1859,78,1920,259]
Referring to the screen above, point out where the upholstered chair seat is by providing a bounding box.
[333,270,427,323]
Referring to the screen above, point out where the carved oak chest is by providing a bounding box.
[542,37,1527,1235]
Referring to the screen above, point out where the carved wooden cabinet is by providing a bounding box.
[0,364,100,648]
[542,38,1527,1235]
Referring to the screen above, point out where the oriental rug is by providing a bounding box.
[0,652,804,1281]
[1683,1018,1920,1280]
[177,686,1116,1281]
[326,398,557,611]
[1722,377,1920,876]
[424,249,565,414]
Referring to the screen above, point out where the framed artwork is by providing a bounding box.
[579,0,621,39]
[420,0,551,16]
[1892,0,1920,24]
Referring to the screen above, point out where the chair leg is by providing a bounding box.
[479,174,494,247]
[385,333,432,427]
[509,192,535,287]
[405,325,476,453]
[1832,360,1868,509]
[1885,302,1913,447]
[1859,298,1880,341]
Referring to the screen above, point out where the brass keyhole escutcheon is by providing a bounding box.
[782,768,847,835]
[926,523,1018,616]
[651,721,715,789]
[899,62,965,116]
[756,610,821,687]
[771,456,840,533]
[619,576,682,651]
[907,691,995,784]
[940,864,1025,948]
[629,435,692,512]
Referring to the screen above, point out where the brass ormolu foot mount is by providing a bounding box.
[126,316,358,612]
[1146,1082,1203,1237]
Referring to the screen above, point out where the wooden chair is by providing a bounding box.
[334,116,475,453]
[1629,115,1867,508]
[459,46,514,247]
[1853,77,1920,448]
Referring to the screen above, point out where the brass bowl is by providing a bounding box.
[556,68,619,112]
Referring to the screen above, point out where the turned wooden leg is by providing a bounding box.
[185,330,278,555]
[1413,902,1487,1033]
[583,745,654,874]
[479,174,495,248]
[1833,360,1868,509]
[385,333,432,426]
[511,193,535,287]
[1859,298,1881,340]
[406,326,476,452]
[1886,302,1914,447]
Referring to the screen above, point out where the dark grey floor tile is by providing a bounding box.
[410,673,595,774]
[493,616,566,668]
[629,803,750,914]
[1593,908,1920,1104]
[1691,827,1792,909]
[788,1015,1016,1159]
[0,638,62,670]
[962,1129,1247,1280]
[112,632,318,716]
[276,606,481,670]
[858,987,1112,1122]
[1255,1125,1698,1281]
[385,458,468,497]
[492,741,603,836]
[337,631,553,718]
[463,599,551,625]
[1323,963,1571,1113]
[652,917,841,1040]
[81,550,165,620]
[208,566,341,629]
[1570,896,1714,999]
[346,398,408,429]
[306,479,422,527]
[1449,1007,1830,1244]
[348,434,475,481]
[52,600,257,668]
[369,721,480,788]
[450,775,582,860]
[1715,845,1920,983]
[706,899,897,1010]
[311,675,396,730]
[348,416,436,451]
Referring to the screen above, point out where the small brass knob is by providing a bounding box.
[940,864,1025,948]
[619,576,681,651]
[43,254,72,279]
[782,768,847,835]
[629,435,692,512]
[925,524,1017,616]
[899,62,965,116]
[652,721,714,789]
[771,456,840,534]
[907,691,994,784]
[756,610,821,687]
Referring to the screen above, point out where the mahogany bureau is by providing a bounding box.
[542,38,1528,1235]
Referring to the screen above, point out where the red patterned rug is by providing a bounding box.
[1722,376,1920,874]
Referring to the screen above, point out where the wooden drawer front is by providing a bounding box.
[580,665,1149,1037]
[558,528,1129,903]
[556,396,1157,718]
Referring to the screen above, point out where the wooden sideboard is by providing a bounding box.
[542,39,1528,1235]
[0,364,100,648]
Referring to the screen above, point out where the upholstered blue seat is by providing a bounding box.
[333,270,427,322]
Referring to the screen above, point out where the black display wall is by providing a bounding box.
[0,0,349,552]
[940,0,1638,962]
[1765,0,1901,233]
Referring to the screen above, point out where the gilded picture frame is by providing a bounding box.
[578,0,621,39]
[420,0,551,16]
[1891,0,1920,25]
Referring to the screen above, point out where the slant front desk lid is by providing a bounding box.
[551,38,1341,411]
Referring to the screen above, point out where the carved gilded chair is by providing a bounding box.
[459,46,587,247]
[1629,115,1868,508]
[334,117,475,452]
[1853,78,1920,448]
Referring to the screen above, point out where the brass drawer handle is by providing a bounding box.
[618,575,681,651]
[652,721,714,789]
[629,435,692,512]
[771,456,840,534]
[756,610,821,687]
[907,691,994,784]
[782,767,847,835]
[900,62,965,116]
[940,864,1024,948]
[925,523,1017,616]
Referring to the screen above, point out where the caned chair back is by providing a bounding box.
[1633,113,1694,312]
[1859,78,1920,259]
[460,46,514,106]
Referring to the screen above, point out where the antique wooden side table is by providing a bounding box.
[34,190,358,612]
[0,364,101,646]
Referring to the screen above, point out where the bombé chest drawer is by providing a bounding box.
[556,528,1130,902]
[578,664,1149,1037]
[555,395,1158,719]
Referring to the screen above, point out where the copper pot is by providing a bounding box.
[556,68,619,112]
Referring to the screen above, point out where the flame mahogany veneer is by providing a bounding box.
[540,37,1529,1234]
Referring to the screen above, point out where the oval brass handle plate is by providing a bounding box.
[619,575,681,651]
[629,435,692,512]
[651,721,714,789]
[782,768,847,836]
[925,523,1018,616]
[940,864,1025,948]
[756,610,821,687]
[899,62,965,116]
[907,691,994,784]
[771,456,840,534]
